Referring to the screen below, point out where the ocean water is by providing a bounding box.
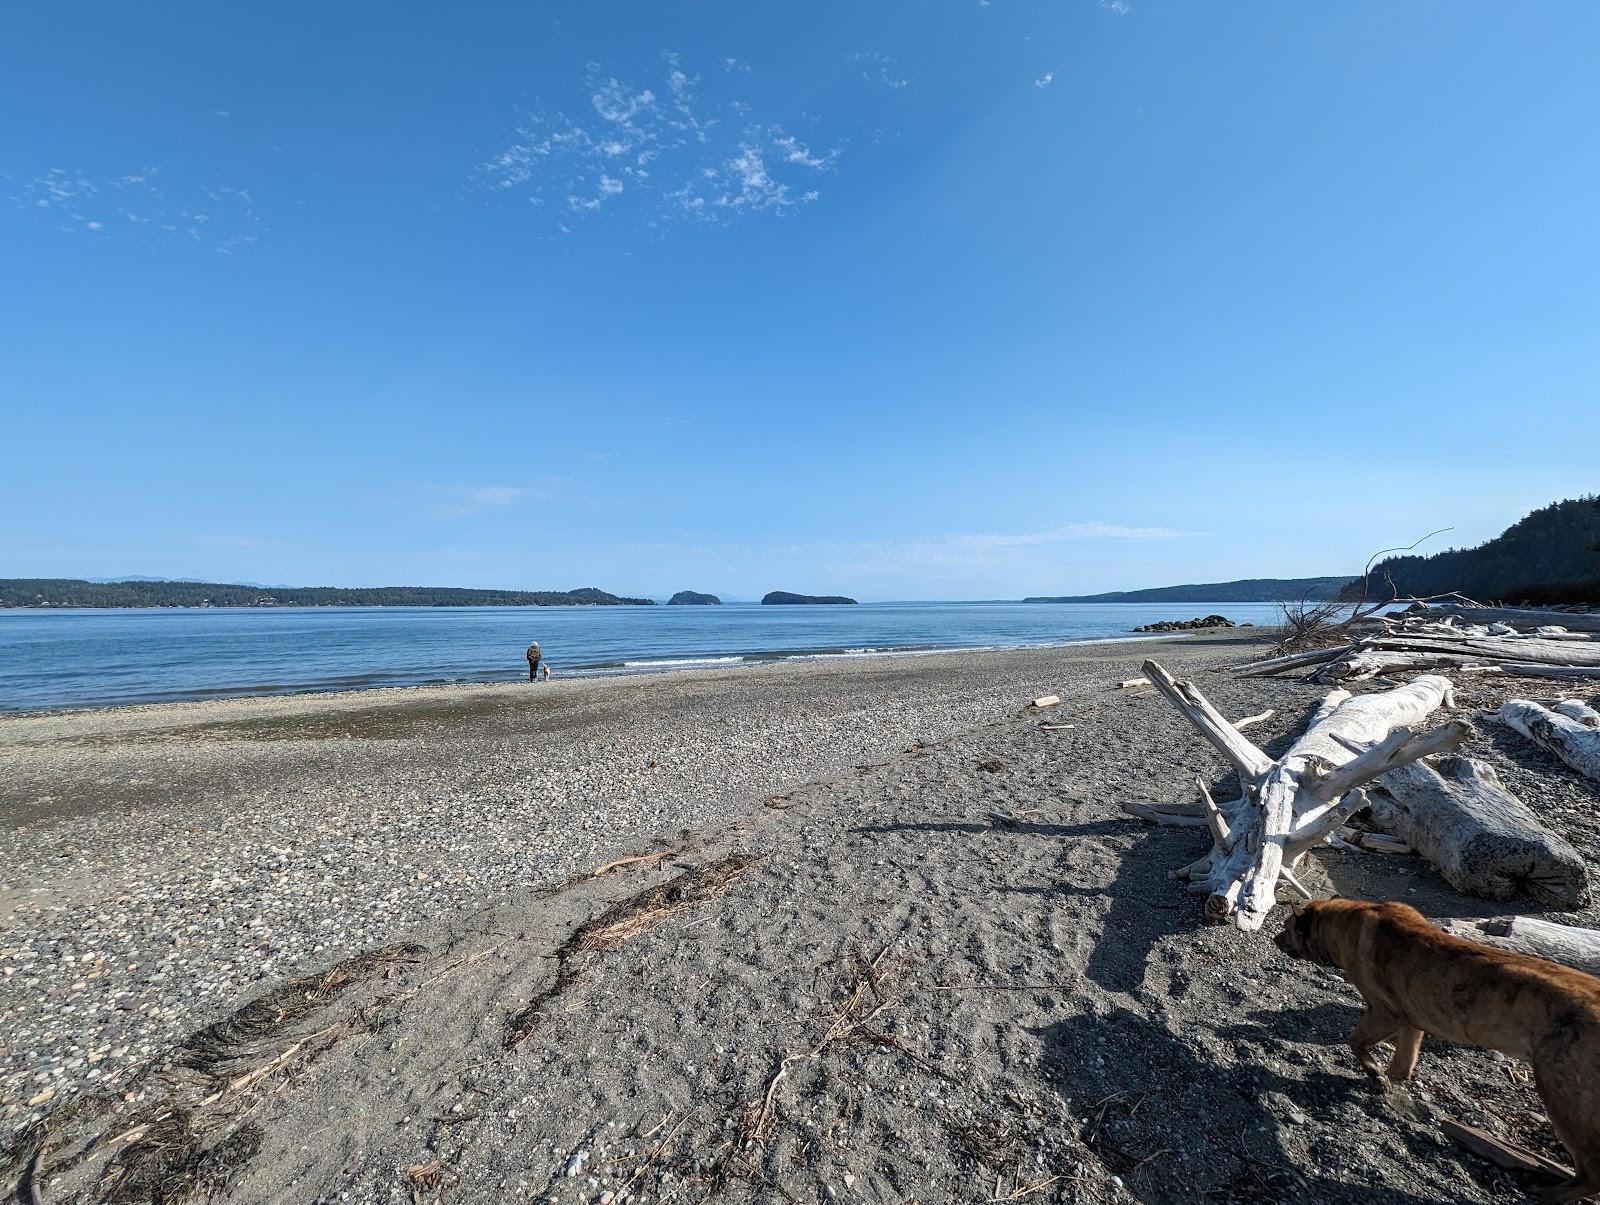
[0,601,1289,713]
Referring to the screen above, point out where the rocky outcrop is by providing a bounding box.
[668,591,723,606]
[761,591,858,606]
[1133,614,1235,633]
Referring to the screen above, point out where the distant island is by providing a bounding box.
[761,591,858,606]
[1024,576,1355,604]
[0,579,656,609]
[667,590,722,606]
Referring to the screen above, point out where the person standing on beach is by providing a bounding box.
[526,640,542,682]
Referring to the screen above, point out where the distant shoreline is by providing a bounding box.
[0,579,653,610]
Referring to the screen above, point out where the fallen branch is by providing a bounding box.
[589,850,675,878]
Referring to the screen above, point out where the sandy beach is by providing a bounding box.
[5,631,1600,1203]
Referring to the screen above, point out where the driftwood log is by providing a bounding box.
[1501,699,1600,783]
[1370,633,1600,667]
[1551,698,1600,727]
[1366,755,1590,906]
[1437,915,1600,976]
[1126,662,1467,931]
[1419,604,1600,635]
[1462,663,1600,682]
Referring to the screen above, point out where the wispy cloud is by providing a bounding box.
[16,166,262,252]
[629,521,1204,575]
[855,50,909,90]
[477,51,841,228]
[431,485,531,517]
[941,522,1199,550]
[1034,72,1055,88]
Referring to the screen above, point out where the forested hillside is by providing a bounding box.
[1356,496,1600,604]
[0,580,655,609]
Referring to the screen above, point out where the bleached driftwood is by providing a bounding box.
[1319,648,1484,682]
[1437,915,1600,977]
[1463,663,1600,682]
[1419,604,1600,635]
[1501,699,1600,783]
[1239,612,1600,685]
[1350,830,1413,854]
[1366,755,1590,906]
[1233,708,1275,731]
[1371,633,1600,667]
[1127,662,1466,931]
[1234,645,1353,677]
[1549,698,1600,727]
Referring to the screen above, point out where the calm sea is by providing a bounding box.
[0,601,1288,713]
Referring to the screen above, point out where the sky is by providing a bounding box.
[4,2,1598,601]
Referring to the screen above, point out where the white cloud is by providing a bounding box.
[17,165,260,251]
[1034,72,1055,88]
[855,50,909,90]
[479,51,841,228]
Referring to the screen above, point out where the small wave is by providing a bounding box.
[620,655,746,669]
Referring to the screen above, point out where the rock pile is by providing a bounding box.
[1133,614,1236,633]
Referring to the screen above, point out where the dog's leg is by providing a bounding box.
[1386,1025,1425,1082]
[1534,1062,1600,1203]
[1348,1007,1402,1077]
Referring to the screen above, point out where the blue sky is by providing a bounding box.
[4,2,1597,601]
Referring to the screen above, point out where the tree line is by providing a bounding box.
[1350,496,1600,605]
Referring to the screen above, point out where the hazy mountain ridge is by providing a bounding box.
[0,579,655,609]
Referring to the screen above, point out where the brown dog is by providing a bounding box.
[1275,898,1600,1202]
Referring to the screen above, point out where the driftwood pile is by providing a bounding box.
[1238,607,1600,685]
[1123,662,1470,930]
[1122,644,1600,932]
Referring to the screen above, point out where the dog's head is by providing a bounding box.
[1273,901,1335,965]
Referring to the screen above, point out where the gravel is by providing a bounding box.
[0,634,1230,1140]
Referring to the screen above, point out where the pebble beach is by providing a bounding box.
[0,635,1208,1140]
[8,630,1599,1204]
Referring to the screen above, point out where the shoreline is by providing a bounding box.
[0,629,1206,721]
[2,634,1266,1136]
[6,630,1599,1200]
